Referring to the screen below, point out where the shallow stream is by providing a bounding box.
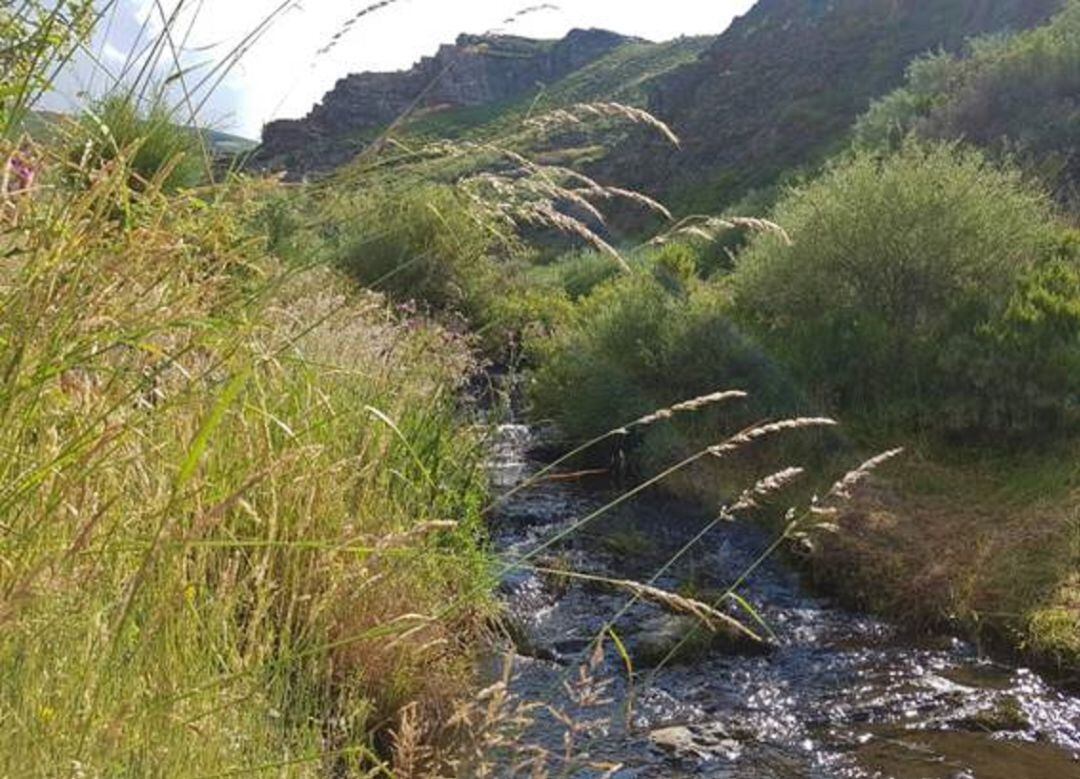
[487,423,1080,778]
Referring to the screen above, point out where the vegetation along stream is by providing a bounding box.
[9,0,1080,775]
[487,424,1080,778]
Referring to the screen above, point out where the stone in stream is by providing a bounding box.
[649,723,743,761]
[952,695,1031,733]
[629,614,774,668]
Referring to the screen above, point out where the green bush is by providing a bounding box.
[543,248,625,300]
[534,241,705,303]
[332,183,511,321]
[733,142,1080,437]
[530,268,797,455]
[854,50,959,150]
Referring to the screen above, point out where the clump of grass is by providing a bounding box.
[811,444,1080,675]
[67,93,208,193]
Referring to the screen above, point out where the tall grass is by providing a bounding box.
[0,127,497,777]
[1,1,95,138]
[68,92,208,192]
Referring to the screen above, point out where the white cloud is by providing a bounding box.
[101,41,127,65]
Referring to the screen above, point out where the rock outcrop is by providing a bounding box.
[255,28,637,175]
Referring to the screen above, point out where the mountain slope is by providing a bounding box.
[611,0,1064,210]
[254,28,648,175]
[254,0,1064,199]
[401,35,713,142]
[856,0,1080,203]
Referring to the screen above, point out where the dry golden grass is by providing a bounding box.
[814,450,1080,676]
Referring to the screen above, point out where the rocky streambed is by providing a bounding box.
[485,424,1080,778]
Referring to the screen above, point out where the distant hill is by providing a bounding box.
[253,0,1064,207]
[201,128,258,156]
[251,29,709,176]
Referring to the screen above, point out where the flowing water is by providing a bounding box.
[486,424,1080,778]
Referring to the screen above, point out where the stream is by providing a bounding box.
[485,423,1080,778]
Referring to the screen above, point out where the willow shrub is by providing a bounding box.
[530,261,798,463]
[733,142,1080,438]
[332,183,508,319]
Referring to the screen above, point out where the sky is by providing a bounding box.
[54,1,756,139]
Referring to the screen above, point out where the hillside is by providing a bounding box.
[856,0,1080,203]
[253,28,647,175]
[401,35,714,142]
[253,0,1063,204]
[612,0,1065,210]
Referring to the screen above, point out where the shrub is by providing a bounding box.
[854,50,959,150]
[332,183,512,323]
[543,247,625,300]
[535,241,704,304]
[530,268,797,457]
[733,142,1079,437]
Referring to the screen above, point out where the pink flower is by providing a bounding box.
[6,153,36,194]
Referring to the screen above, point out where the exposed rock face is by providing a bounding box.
[256,28,636,175]
[610,0,1064,207]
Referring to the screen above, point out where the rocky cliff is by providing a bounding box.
[255,28,637,174]
[616,0,1064,209]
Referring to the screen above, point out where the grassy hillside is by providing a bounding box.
[605,0,1064,213]
[856,0,1080,204]
[397,36,714,142]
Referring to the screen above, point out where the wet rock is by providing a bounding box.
[629,614,772,668]
[953,696,1031,733]
[649,723,742,761]
[598,528,655,559]
[496,611,561,664]
[552,637,592,658]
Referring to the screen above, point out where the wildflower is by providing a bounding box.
[6,151,36,194]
